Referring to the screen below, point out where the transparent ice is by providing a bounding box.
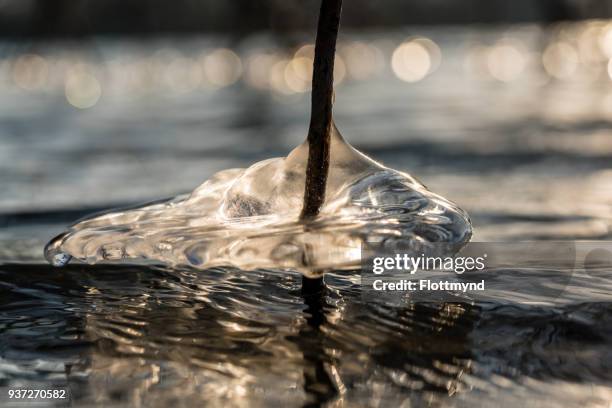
[45,124,472,277]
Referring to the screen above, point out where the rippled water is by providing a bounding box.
[1,264,611,407]
[2,23,612,407]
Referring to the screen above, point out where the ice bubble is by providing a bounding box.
[45,124,471,277]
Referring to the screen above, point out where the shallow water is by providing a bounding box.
[1,23,612,407]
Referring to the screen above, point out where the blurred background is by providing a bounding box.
[2,3,612,407]
[2,0,612,257]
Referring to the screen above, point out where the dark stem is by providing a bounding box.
[298,3,342,392]
[300,0,343,220]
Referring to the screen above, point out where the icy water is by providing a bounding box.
[2,23,612,407]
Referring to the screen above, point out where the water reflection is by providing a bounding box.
[1,263,611,407]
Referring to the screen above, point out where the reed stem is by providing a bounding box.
[300,0,343,220]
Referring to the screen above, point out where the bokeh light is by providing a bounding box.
[202,48,242,88]
[12,54,48,91]
[294,44,315,60]
[340,41,385,80]
[598,22,612,58]
[4,24,612,101]
[542,42,579,80]
[486,40,527,82]
[391,39,434,82]
[606,58,612,81]
[64,65,102,109]
[577,22,606,63]
[244,53,279,90]
[269,59,293,95]
[412,37,441,74]
[284,56,312,93]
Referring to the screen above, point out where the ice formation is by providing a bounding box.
[45,125,472,277]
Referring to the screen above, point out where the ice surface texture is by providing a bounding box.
[45,125,472,277]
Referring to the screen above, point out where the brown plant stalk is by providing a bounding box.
[300,0,343,220]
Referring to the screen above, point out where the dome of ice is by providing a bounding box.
[45,125,472,277]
